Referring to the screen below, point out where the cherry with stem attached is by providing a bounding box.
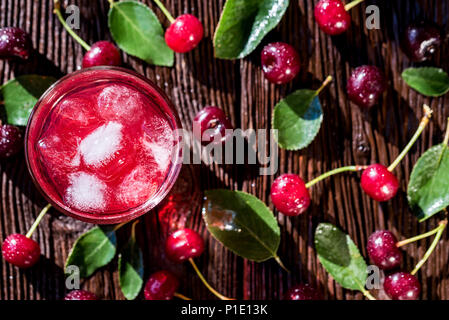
[54,0,121,68]
[152,0,204,53]
[1,204,51,268]
[361,104,432,202]
[165,228,234,300]
[314,0,366,35]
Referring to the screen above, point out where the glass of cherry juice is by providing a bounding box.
[25,67,182,224]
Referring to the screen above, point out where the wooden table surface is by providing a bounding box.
[1,0,449,300]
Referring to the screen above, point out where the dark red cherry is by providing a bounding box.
[64,290,98,300]
[314,0,351,35]
[367,230,401,270]
[384,272,421,300]
[361,164,399,202]
[271,174,311,216]
[165,14,204,53]
[193,106,233,144]
[144,270,179,300]
[261,42,301,84]
[284,284,322,300]
[402,21,442,62]
[165,228,205,263]
[1,234,40,268]
[0,124,23,158]
[82,41,121,68]
[347,65,386,108]
[0,27,32,60]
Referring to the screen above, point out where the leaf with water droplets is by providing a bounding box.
[272,89,323,150]
[407,143,449,222]
[315,223,368,291]
[214,0,289,59]
[202,189,280,262]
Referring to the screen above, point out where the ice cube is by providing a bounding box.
[141,118,174,173]
[117,166,158,208]
[64,172,107,212]
[79,121,123,167]
[97,85,144,123]
[56,97,97,127]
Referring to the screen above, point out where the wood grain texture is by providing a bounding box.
[1,0,449,300]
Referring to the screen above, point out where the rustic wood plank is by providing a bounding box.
[0,0,448,300]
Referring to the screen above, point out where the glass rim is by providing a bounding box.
[24,66,183,224]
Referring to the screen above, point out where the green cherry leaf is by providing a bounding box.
[315,223,368,291]
[108,1,174,66]
[214,0,289,59]
[118,233,144,300]
[272,89,323,150]
[202,189,280,262]
[65,226,117,278]
[407,143,449,222]
[0,75,56,126]
[402,67,449,97]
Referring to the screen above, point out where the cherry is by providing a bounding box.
[165,228,205,263]
[82,41,121,68]
[361,164,399,202]
[144,270,179,300]
[384,272,421,300]
[261,42,301,84]
[402,21,442,62]
[270,174,311,216]
[193,106,233,145]
[367,230,401,270]
[284,284,322,300]
[0,124,23,158]
[165,14,204,53]
[314,0,351,35]
[0,27,32,60]
[347,65,386,108]
[64,290,98,300]
[1,234,40,268]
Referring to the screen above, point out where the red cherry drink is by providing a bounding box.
[26,67,182,224]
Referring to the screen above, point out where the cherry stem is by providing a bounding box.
[344,0,365,11]
[174,292,192,300]
[188,258,235,300]
[411,220,447,276]
[53,0,91,51]
[26,204,51,238]
[315,75,333,96]
[274,255,290,273]
[305,165,366,189]
[397,223,444,247]
[443,117,449,146]
[387,104,433,172]
[152,0,175,24]
[130,220,139,240]
[355,278,376,300]
[113,221,129,232]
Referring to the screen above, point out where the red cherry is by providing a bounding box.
[1,234,40,268]
[144,270,179,300]
[165,228,205,263]
[361,164,399,202]
[82,41,121,68]
[0,27,32,60]
[0,124,23,158]
[384,272,421,300]
[271,174,311,216]
[284,284,322,300]
[64,290,98,300]
[314,0,351,35]
[261,42,301,84]
[347,65,386,108]
[193,106,233,145]
[165,14,204,53]
[367,230,401,270]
